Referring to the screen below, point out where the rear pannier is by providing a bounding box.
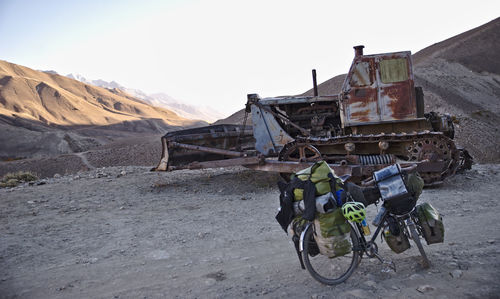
[313,209,352,258]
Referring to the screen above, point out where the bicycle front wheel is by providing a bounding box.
[408,222,430,268]
[302,224,361,285]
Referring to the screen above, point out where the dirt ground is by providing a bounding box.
[1,164,499,299]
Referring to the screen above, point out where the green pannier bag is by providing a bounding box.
[416,202,444,245]
[313,209,352,258]
[292,161,342,201]
[383,229,410,253]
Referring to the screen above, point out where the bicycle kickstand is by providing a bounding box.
[372,252,397,272]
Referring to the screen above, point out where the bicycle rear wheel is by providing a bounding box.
[302,224,361,285]
[408,222,430,268]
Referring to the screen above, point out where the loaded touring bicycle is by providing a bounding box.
[280,162,444,285]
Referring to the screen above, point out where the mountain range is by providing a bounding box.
[64,74,224,123]
[0,60,207,159]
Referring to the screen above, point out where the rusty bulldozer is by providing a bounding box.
[155,46,472,186]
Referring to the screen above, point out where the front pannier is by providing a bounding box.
[416,202,445,244]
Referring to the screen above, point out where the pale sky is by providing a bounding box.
[0,0,498,117]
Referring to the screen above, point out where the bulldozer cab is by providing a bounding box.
[340,46,422,128]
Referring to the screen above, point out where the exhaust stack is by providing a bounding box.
[354,45,365,57]
[312,69,318,97]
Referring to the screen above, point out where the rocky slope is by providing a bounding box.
[412,17,500,163]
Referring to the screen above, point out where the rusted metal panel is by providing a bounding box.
[168,142,245,157]
[251,104,294,156]
[154,124,255,171]
[260,95,339,105]
[350,61,372,86]
[169,156,263,170]
[376,54,416,121]
[379,83,415,120]
[341,57,379,125]
[341,51,417,127]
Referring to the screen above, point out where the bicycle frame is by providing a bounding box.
[353,207,420,256]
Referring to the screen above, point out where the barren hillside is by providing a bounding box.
[0,60,206,159]
[0,60,200,128]
[412,17,500,163]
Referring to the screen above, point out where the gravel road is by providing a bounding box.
[1,165,499,298]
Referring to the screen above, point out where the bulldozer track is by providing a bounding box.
[279,130,465,185]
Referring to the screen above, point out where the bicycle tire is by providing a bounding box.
[408,222,431,268]
[302,223,361,285]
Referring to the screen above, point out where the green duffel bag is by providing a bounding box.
[416,202,444,245]
[313,209,352,258]
[292,161,342,201]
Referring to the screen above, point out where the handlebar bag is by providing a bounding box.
[374,164,420,215]
[374,164,408,201]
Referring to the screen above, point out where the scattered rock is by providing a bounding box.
[450,270,463,278]
[146,250,170,260]
[204,278,216,286]
[487,239,495,244]
[391,286,400,290]
[344,289,371,299]
[53,173,61,178]
[410,273,424,280]
[417,285,435,293]
[458,263,469,270]
[205,270,226,281]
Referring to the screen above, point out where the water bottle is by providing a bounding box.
[335,189,344,206]
[361,219,371,235]
[372,206,387,226]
